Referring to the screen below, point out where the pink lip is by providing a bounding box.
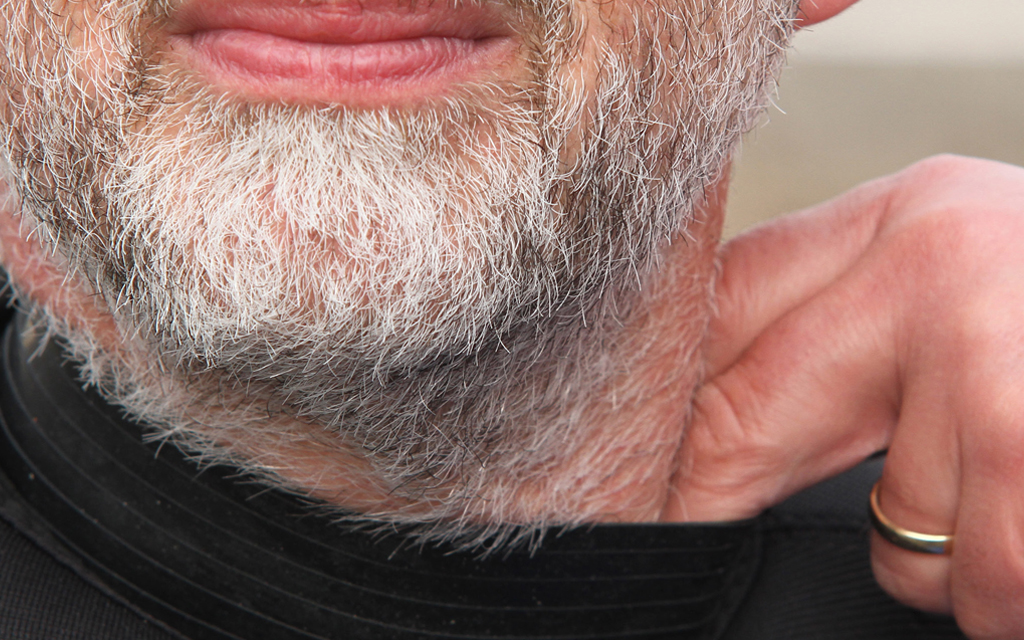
[166,0,519,106]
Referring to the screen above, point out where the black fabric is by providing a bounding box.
[0,317,760,640]
[0,308,968,639]
[0,511,174,640]
[722,457,966,639]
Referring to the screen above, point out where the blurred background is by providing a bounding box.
[725,0,1024,237]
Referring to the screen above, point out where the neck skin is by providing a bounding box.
[0,174,728,526]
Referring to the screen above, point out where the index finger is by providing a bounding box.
[708,175,893,376]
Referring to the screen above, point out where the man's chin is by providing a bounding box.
[0,0,801,546]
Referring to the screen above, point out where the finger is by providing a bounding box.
[874,286,1024,636]
[708,175,894,376]
[939,183,1024,640]
[953,390,1024,640]
[865,166,1024,631]
[868,402,959,614]
[709,155,1024,378]
[865,280,966,615]
[665,248,901,522]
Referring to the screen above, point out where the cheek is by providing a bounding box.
[543,0,632,168]
[547,0,700,167]
[53,3,146,104]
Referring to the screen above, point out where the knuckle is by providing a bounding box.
[886,155,1024,238]
[907,153,984,180]
[900,154,1024,193]
[877,180,1024,330]
[887,155,985,210]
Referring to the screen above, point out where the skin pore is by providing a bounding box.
[0,0,798,544]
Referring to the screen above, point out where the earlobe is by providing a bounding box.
[796,0,860,28]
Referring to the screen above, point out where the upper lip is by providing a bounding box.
[167,0,516,45]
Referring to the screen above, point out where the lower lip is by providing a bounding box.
[170,29,514,106]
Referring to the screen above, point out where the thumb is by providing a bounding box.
[663,183,904,522]
[665,269,900,521]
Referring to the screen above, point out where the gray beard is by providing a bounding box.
[0,0,799,543]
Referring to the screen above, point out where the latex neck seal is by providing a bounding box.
[0,315,762,640]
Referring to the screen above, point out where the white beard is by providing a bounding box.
[0,0,800,543]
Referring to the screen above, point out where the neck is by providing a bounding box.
[0,176,727,541]
[0,324,760,638]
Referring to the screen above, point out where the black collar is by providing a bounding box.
[0,314,761,640]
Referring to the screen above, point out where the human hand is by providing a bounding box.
[665,155,1024,639]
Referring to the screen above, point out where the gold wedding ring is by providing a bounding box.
[869,481,954,555]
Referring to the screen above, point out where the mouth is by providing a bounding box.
[166,0,520,107]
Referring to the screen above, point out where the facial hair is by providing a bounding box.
[0,0,799,542]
